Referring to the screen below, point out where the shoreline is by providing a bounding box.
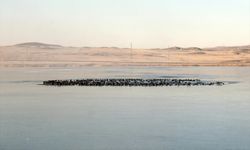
[1,61,250,68]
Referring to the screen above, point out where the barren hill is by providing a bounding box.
[0,43,249,67]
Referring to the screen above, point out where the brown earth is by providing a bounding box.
[0,42,250,67]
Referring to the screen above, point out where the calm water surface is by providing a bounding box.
[0,67,250,150]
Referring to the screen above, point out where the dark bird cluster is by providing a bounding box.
[43,79,224,87]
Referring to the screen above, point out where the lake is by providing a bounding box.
[0,67,250,150]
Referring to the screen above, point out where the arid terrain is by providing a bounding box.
[0,42,250,67]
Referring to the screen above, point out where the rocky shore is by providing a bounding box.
[43,79,224,86]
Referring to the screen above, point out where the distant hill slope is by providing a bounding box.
[0,42,249,67]
[10,42,250,51]
[15,42,63,49]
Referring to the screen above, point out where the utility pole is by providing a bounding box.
[168,46,170,64]
[0,50,2,67]
[130,42,133,61]
[25,48,28,68]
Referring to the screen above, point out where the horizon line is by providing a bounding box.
[1,42,250,49]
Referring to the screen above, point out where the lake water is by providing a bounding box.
[0,67,250,150]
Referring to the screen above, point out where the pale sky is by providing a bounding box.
[0,0,250,48]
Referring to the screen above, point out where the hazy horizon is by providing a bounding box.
[1,41,250,49]
[1,0,250,48]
